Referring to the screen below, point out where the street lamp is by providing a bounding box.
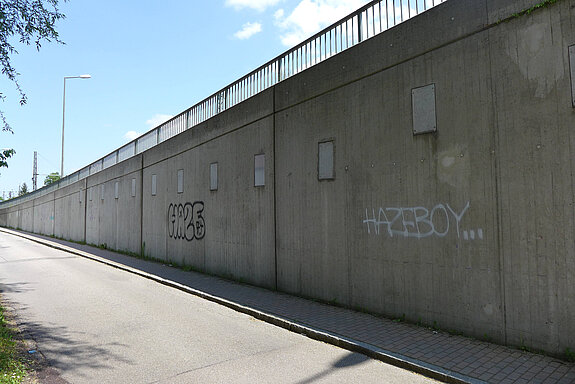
[61,74,91,177]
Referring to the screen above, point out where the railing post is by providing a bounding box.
[358,11,363,43]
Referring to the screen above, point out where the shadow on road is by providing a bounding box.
[0,280,135,381]
[0,280,35,294]
[296,352,370,384]
[17,317,135,380]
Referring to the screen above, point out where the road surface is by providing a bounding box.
[0,232,437,383]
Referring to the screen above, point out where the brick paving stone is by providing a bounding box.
[543,377,560,384]
[477,372,494,381]
[502,365,517,374]
[509,367,529,378]
[522,371,537,381]
[464,356,477,364]
[469,360,484,370]
[454,362,469,370]
[443,361,458,370]
[555,366,571,374]
[529,365,545,374]
[543,365,559,373]
[491,371,512,382]
[493,361,511,371]
[550,372,566,380]
[487,367,503,376]
[534,372,551,381]
[435,357,448,363]
[507,360,524,369]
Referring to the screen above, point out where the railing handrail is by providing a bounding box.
[0,0,446,208]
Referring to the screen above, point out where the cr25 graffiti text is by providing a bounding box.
[168,202,205,241]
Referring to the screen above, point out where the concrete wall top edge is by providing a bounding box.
[29,191,55,206]
[274,0,491,111]
[274,0,552,111]
[85,154,143,188]
[486,0,549,24]
[143,88,275,169]
[54,178,87,199]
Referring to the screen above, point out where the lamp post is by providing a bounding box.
[61,74,91,177]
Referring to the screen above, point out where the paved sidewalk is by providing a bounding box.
[2,228,575,384]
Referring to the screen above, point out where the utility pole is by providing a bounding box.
[32,151,38,191]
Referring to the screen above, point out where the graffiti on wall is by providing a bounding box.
[363,201,483,240]
[168,202,205,241]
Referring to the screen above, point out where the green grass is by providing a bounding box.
[0,305,27,384]
[565,347,575,362]
[497,0,559,24]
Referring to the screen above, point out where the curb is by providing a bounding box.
[0,228,484,384]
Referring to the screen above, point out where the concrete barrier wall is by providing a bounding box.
[275,0,504,343]
[1,0,573,356]
[54,180,86,242]
[32,192,55,236]
[85,155,143,253]
[141,88,276,288]
[18,200,35,233]
[488,1,575,353]
[274,0,575,355]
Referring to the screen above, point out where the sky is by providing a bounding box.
[0,0,375,197]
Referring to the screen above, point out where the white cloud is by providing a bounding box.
[145,114,173,128]
[122,114,173,142]
[275,0,370,46]
[234,22,263,40]
[124,130,140,141]
[225,0,281,12]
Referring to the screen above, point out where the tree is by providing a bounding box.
[0,0,66,167]
[0,148,15,167]
[18,182,28,196]
[44,172,60,186]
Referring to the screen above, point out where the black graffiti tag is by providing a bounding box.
[168,202,205,241]
[191,202,205,240]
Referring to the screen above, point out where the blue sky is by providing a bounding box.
[0,0,374,196]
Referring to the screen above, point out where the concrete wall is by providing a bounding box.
[275,0,504,341]
[489,1,575,353]
[54,180,86,242]
[141,88,276,288]
[32,192,55,236]
[1,0,573,356]
[85,155,143,252]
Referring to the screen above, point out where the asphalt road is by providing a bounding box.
[0,232,437,383]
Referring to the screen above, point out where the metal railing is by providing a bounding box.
[0,0,446,208]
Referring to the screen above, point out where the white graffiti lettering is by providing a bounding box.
[363,202,482,240]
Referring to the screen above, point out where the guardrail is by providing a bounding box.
[0,0,446,208]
